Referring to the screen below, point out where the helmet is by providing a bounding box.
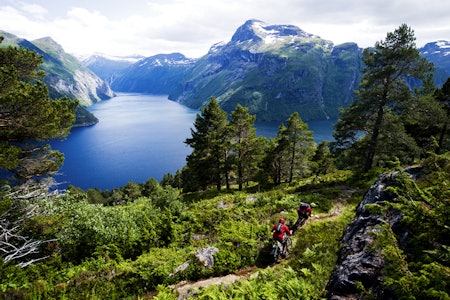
[279,218,285,224]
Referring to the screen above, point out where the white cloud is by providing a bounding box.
[0,0,449,57]
[21,3,47,18]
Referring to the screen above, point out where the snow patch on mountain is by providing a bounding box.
[80,52,145,65]
[137,53,195,68]
[436,40,450,49]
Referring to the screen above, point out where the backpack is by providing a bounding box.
[275,222,283,234]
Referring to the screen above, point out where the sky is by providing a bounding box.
[0,0,449,58]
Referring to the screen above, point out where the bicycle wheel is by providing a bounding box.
[285,237,293,252]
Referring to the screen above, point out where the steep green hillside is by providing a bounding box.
[2,153,448,299]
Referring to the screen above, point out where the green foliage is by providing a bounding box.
[191,206,356,300]
[0,39,77,181]
[0,160,361,299]
[290,207,355,294]
[367,152,450,299]
[229,104,266,190]
[184,97,229,191]
[332,24,436,172]
[258,112,315,185]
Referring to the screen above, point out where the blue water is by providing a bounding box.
[51,94,335,190]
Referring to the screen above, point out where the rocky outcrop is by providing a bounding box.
[325,168,420,299]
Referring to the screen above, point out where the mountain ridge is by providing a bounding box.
[0,31,114,107]
[106,20,448,122]
[0,30,116,126]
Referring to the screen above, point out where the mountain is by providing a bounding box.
[108,20,450,122]
[111,53,195,94]
[419,40,450,85]
[80,53,145,85]
[112,20,363,121]
[29,37,115,106]
[0,31,115,126]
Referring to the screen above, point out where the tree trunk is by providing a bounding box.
[436,122,448,154]
[365,102,385,172]
[289,141,296,183]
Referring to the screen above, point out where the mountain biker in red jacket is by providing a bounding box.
[297,202,312,221]
[293,202,312,231]
[271,218,292,256]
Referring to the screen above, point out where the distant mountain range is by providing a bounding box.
[79,53,145,86]
[87,20,450,122]
[2,21,449,123]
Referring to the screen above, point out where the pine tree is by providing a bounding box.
[311,141,335,179]
[282,112,314,183]
[0,37,77,181]
[184,97,228,191]
[229,104,266,190]
[332,24,434,172]
[260,112,314,185]
[434,77,450,153]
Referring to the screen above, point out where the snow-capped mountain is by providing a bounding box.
[420,40,450,82]
[110,53,196,94]
[80,53,145,84]
[164,20,362,121]
[81,20,449,122]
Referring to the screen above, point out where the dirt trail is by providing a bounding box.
[169,188,357,299]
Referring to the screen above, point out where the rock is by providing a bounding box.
[195,247,219,268]
[325,169,419,299]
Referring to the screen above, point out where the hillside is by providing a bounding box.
[0,31,115,126]
[110,53,196,94]
[169,20,362,122]
[80,53,145,84]
[1,152,448,299]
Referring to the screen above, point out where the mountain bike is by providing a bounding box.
[271,235,293,263]
[291,216,308,233]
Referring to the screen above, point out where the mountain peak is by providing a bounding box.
[32,36,65,53]
[420,40,450,58]
[231,19,316,44]
[137,53,195,68]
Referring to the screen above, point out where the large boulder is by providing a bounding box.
[326,168,420,299]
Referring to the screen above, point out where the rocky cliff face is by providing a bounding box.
[0,32,115,107]
[30,37,115,106]
[326,168,421,299]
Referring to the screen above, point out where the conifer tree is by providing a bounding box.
[282,112,314,183]
[229,104,266,190]
[434,77,450,153]
[259,126,290,186]
[260,112,314,184]
[0,37,77,181]
[332,24,434,172]
[184,97,228,191]
[311,141,335,179]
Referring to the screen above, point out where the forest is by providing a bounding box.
[0,25,449,299]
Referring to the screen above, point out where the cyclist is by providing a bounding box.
[294,202,312,230]
[271,218,292,257]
